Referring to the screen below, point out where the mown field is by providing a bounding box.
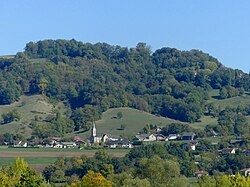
[0,147,129,172]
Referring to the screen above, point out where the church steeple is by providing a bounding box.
[92,121,96,137]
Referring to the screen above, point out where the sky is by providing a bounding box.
[0,0,249,72]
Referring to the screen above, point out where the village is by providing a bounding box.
[9,122,250,157]
[9,122,197,149]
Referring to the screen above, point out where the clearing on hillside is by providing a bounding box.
[0,95,54,137]
[208,89,250,109]
[93,107,181,138]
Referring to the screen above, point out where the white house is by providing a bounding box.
[135,134,156,142]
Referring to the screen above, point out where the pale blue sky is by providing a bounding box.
[0,0,249,72]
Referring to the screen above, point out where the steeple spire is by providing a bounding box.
[92,121,96,137]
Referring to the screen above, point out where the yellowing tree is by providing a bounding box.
[0,157,49,187]
[38,77,48,95]
[71,170,112,187]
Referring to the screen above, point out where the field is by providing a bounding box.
[0,147,129,172]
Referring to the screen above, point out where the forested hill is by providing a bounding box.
[0,39,249,130]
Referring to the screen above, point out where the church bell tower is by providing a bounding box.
[92,121,96,137]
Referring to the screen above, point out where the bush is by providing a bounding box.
[1,109,21,124]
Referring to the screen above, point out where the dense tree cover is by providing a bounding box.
[1,156,249,187]
[0,39,249,131]
[0,133,25,145]
[161,123,193,135]
[204,105,250,137]
[31,112,75,138]
[43,149,189,186]
[41,142,250,186]
[197,174,250,187]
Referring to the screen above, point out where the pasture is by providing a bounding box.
[0,95,53,137]
[208,89,250,109]
[90,107,181,138]
[0,147,129,172]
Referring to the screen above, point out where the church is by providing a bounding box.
[90,121,121,144]
[90,121,103,144]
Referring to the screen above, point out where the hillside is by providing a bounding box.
[0,39,249,139]
[96,107,180,136]
[209,89,250,109]
[0,95,61,137]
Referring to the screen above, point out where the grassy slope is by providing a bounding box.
[72,107,183,140]
[96,107,181,135]
[208,89,250,109]
[0,95,54,137]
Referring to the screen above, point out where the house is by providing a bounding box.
[182,132,195,140]
[222,148,236,154]
[72,136,83,142]
[154,134,166,141]
[182,142,196,151]
[134,134,156,142]
[14,141,27,147]
[52,137,61,142]
[102,134,120,142]
[194,171,208,177]
[156,127,162,133]
[167,134,178,140]
[61,142,77,148]
[239,168,250,177]
[105,138,132,148]
[53,143,63,148]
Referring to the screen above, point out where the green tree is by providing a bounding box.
[117,112,123,119]
[219,87,228,99]
[1,109,21,124]
[135,156,187,187]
